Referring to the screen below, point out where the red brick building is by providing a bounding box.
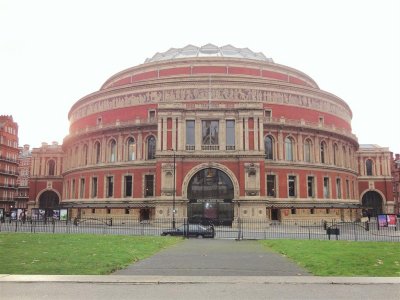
[356,145,394,216]
[0,115,19,212]
[24,45,395,223]
[15,144,31,209]
[28,142,64,217]
[392,153,400,214]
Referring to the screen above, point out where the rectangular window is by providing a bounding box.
[106,176,114,198]
[310,208,315,214]
[291,207,296,214]
[148,110,156,122]
[323,177,330,198]
[264,110,272,120]
[226,120,235,150]
[202,120,219,150]
[124,175,133,197]
[125,208,130,215]
[267,175,276,197]
[79,178,85,199]
[307,176,315,198]
[92,208,95,214]
[288,175,296,197]
[336,178,342,199]
[186,120,195,150]
[91,177,98,198]
[346,179,350,199]
[145,174,154,197]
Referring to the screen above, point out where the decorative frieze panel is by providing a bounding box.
[70,87,351,123]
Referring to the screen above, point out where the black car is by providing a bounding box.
[161,224,215,238]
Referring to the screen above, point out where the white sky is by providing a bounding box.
[1,0,399,154]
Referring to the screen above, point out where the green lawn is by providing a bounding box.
[260,240,400,276]
[0,233,181,275]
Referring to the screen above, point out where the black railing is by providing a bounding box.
[0,217,399,242]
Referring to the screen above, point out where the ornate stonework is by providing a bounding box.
[70,87,351,123]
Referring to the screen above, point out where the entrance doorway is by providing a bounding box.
[38,190,60,217]
[187,168,234,225]
[271,208,279,221]
[362,191,383,217]
[140,208,150,222]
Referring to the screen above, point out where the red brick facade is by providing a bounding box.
[22,45,395,222]
[0,115,19,212]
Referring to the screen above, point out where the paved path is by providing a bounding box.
[113,238,311,276]
[1,275,399,300]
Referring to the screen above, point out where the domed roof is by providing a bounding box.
[145,44,273,63]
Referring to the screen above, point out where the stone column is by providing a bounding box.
[297,132,303,162]
[195,117,201,151]
[220,119,226,150]
[157,118,162,151]
[244,117,249,151]
[137,131,143,160]
[259,118,264,152]
[177,116,183,151]
[162,117,168,151]
[277,130,283,160]
[238,118,244,151]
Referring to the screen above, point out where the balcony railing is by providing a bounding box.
[67,117,158,139]
[201,145,220,151]
[0,169,19,176]
[0,184,18,189]
[264,117,357,140]
[0,156,18,164]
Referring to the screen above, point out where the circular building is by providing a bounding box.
[62,44,360,223]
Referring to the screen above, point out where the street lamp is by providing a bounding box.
[170,149,176,229]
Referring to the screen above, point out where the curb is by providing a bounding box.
[1,275,399,285]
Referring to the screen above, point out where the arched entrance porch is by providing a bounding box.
[361,191,384,217]
[38,190,60,217]
[187,168,234,225]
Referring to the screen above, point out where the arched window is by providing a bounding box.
[366,159,373,176]
[94,141,101,164]
[127,137,136,161]
[83,144,88,166]
[304,139,312,162]
[48,160,55,176]
[109,139,116,162]
[264,135,274,160]
[333,144,338,166]
[147,136,156,160]
[285,137,294,161]
[320,141,327,164]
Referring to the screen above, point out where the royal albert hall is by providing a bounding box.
[61,44,362,223]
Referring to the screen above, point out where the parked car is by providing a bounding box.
[161,224,215,238]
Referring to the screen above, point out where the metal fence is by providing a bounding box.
[0,217,399,242]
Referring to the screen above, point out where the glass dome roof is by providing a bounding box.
[145,44,273,63]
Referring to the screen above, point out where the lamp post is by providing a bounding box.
[171,149,176,229]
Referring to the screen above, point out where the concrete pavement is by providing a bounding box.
[113,238,311,276]
[1,275,399,300]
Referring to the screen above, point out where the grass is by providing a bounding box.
[0,233,182,275]
[260,240,400,276]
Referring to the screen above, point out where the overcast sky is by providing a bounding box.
[1,0,399,154]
